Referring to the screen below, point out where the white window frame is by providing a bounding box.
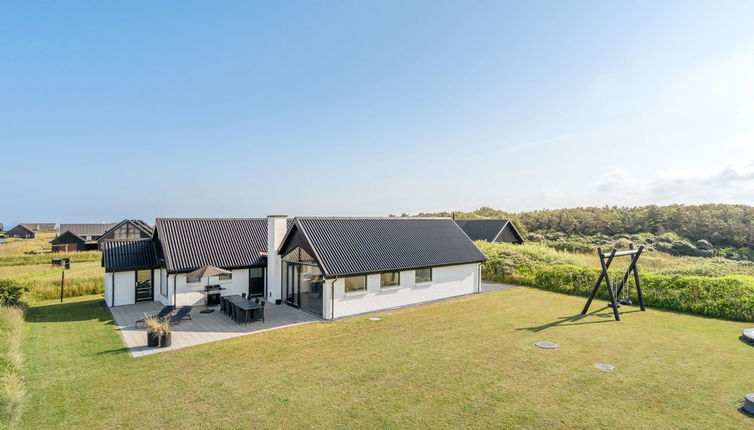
[344,275,367,294]
[415,268,432,284]
[380,271,400,288]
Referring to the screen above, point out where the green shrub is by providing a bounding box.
[480,243,754,321]
[0,280,28,306]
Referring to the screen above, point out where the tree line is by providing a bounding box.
[417,204,754,248]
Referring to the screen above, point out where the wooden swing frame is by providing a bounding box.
[581,243,645,321]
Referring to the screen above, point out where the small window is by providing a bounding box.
[218,273,232,281]
[380,272,400,288]
[187,276,201,283]
[344,276,366,293]
[415,268,432,283]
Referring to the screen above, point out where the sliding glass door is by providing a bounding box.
[282,247,324,316]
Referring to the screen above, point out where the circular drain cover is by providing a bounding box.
[534,341,559,349]
[369,317,381,321]
[595,363,615,371]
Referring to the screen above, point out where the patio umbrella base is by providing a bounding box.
[200,308,215,314]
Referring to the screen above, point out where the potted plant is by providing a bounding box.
[144,314,161,347]
[159,319,172,348]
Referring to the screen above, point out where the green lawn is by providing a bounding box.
[19,288,754,429]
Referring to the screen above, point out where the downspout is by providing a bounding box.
[173,274,177,307]
[330,276,337,320]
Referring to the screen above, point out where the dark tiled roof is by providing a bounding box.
[60,223,118,237]
[155,218,269,272]
[101,239,159,272]
[289,217,487,277]
[454,219,517,242]
[50,230,86,245]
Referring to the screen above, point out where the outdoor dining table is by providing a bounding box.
[223,295,263,324]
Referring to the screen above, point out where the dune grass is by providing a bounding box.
[0,262,103,301]
[0,232,100,267]
[18,289,754,429]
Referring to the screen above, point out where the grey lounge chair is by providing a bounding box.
[167,306,192,325]
[135,305,174,328]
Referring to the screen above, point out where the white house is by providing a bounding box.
[102,216,487,319]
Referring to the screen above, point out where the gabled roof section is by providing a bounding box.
[8,224,35,236]
[50,230,86,245]
[454,219,524,243]
[60,223,118,237]
[97,219,154,243]
[282,217,487,277]
[101,239,159,272]
[155,218,269,272]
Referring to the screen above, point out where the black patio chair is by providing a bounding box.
[167,306,192,325]
[219,297,227,314]
[252,301,265,323]
[135,305,174,328]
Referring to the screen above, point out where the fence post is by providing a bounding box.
[60,271,65,303]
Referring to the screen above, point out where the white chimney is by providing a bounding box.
[267,215,288,302]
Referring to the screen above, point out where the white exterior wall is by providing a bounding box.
[106,269,162,307]
[157,268,170,306]
[172,268,250,307]
[104,272,113,306]
[112,271,136,306]
[329,262,480,319]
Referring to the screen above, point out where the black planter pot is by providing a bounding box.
[160,333,172,348]
[147,331,160,347]
[274,299,282,305]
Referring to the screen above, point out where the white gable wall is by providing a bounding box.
[112,271,136,306]
[328,262,480,319]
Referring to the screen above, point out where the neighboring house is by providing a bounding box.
[102,216,487,319]
[96,220,153,247]
[50,231,87,252]
[59,223,118,241]
[21,223,57,231]
[52,222,118,252]
[6,224,36,239]
[454,219,524,244]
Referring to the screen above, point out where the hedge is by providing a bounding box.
[484,263,754,322]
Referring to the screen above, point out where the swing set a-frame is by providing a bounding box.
[581,243,646,321]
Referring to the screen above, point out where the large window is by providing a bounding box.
[415,268,432,283]
[345,276,366,293]
[380,272,400,288]
[187,275,201,283]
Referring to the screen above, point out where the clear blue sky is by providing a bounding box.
[3,1,754,226]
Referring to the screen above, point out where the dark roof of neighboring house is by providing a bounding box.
[97,219,154,243]
[101,239,160,272]
[60,223,118,237]
[454,219,524,243]
[7,224,35,236]
[50,230,86,245]
[21,223,57,231]
[280,217,487,277]
[155,218,270,273]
